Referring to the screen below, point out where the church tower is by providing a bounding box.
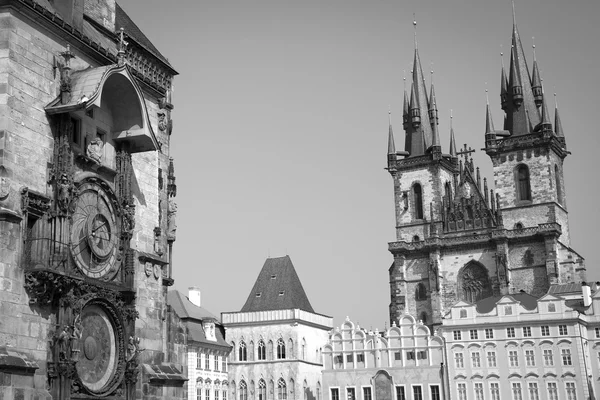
[386,14,584,328]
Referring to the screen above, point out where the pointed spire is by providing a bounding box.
[508,45,523,108]
[402,71,409,130]
[500,50,509,111]
[486,90,495,134]
[531,37,543,107]
[538,86,552,133]
[388,108,397,156]
[410,83,421,128]
[485,89,498,154]
[554,93,564,137]
[449,110,457,158]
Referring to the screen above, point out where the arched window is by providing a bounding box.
[197,379,204,400]
[278,379,287,400]
[240,381,248,400]
[258,380,267,400]
[288,338,294,359]
[258,340,266,360]
[277,338,286,359]
[445,182,452,201]
[230,342,236,362]
[413,183,424,219]
[412,235,420,242]
[301,338,306,360]
[420,312,427,324]
[289,378,295,400]
[516,164,531,201]
[239,341,247,361]
[248,341,254,361]
[457,261,493,303]
[555,165,562,204]
[415,283,427,301]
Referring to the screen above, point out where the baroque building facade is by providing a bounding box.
[0,0,185,399]
[222,256,333,400]
[385,13,584,327]
[442,283,600,400]
[167,288,232,400]
[322,315,446,400]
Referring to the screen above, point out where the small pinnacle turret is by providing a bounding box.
[554,94,564,138]
[449,112,457,158]
[388,110,397,158]
[500,52,509,111]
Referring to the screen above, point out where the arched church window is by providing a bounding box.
[258,340,266,360]
[239,341,247,361]
[413,235,420,242]
[277,338,286,359]
[420,312,427,324]
[258,380,267,400]
[457,262,493,303]
[516,164,531,201]
[277,379,287,400]
[240,381,248,400]
[413,183,424,219]
[555,165,562,204]
[415,283,427,301]
[445,182,452,201]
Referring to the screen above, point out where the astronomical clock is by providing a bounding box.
[19,36,179,399]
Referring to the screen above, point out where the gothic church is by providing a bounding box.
[386,15,584,327]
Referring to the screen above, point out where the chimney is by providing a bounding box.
[188,287,201,307]
[53,0,84,32]
[582,282,592,307]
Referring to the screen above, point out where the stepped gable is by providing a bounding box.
[241,256,315,313]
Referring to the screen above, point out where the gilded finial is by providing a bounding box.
[532,36,536,61]
[485,83,489,104]
[500,45,505,68]
[413,13,417,49]
[450,109,453,126]
[430,62,434,84]
[554,91,558,108]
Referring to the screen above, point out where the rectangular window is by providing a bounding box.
[559,325,568,335]
[346,354,354,363]
[453,330,462,340]
[474,383,484,400]
[566,382,577,400]
[506,327,515,338]
[471,351,481,368]
[331,389,339,400]
[470,329,478,340]
[509,350,519,367]
[395,386,405,400]
[528,383,539,400]
[512,382,522,400]
[346,388,355,400]
[206,389,211,400]
[223,391,227,400]
[394,352,402,361]
[522,326,531,337]
[362,387,371,400]
[487,351,497,367]
[206,355,211,370]
[215,356,219,371]
[541,326,550,336]
[525,349,535,366]
[70,117,81,146]
[544,349,554,366]
[595,327,600,338]
[406,351,415,360]
[490,383,500,400]
[547,383,558,400]
[197,352,203,369]
[430,386,440,400]
[455,352,464,368]
[222,358,226,372]
[485,328,494,339]
[357,354,364,362]
[412,386,422,400]
[457,383,467,400]
[417,351,427,360]
[216,391,220,400]
[562,348,572,366]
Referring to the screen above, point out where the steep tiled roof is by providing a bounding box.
[167,290,219,321]
[241,256,315,313]
[115,3,171,67]
[475,292,539,314]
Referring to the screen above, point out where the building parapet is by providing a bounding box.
[222,309,332,329]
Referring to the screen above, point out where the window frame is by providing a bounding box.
[515,163,532,202]
[412,182,424,220]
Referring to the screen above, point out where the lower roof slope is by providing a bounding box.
[241,256,315,313]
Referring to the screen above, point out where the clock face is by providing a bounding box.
[70,181,120,279]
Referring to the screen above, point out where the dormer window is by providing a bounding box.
[459,309,467,318]
[256,292,261,297]
[548,303,556,312]
[504,306,513,315]
[203,321,216,341]
[271,275,277,280]
[278,291,285,296]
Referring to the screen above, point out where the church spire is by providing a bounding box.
[554,93,564,137]
[500,51,509,111]
[429,69,441,150]
[531,38,543,107]
[449,111,457,158]
[388,108,397,157]
[402,72,409,131]
[537,85,552,133]
[485,89,498,154]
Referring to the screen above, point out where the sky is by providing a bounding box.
[120,0,600,330]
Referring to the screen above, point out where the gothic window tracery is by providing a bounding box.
[457,262,493,303]
[277,379,287,400]
[239,341,247,361]
[258,340,266,360]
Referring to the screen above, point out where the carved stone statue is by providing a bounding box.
[58,325,71,361]
[157,110,168,132]
[126,336,144,364]
[86,136,104,164]
[56,173,76,214]
[122,204,136,236]
[167,199,177,241]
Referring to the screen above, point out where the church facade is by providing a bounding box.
[0,1,185,399]
[386,15,585,327]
